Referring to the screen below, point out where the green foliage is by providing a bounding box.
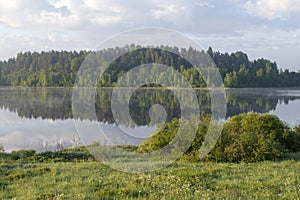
[7,148,93,162]
[139,113,300,163]
[209,113,300,162]
[0,46,300,88]
[138,118,179,153]
[10,149,36,160]
[210,113,290,162]
[291,125,300,152]
[117,145,138,152]
[0,144,4,152]
[138,114,213,155]
[0,50,88,87]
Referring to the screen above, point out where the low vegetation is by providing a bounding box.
[1,112,300,199]
[139,113,300,162]
[0,156,299,199]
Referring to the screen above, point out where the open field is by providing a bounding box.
[1,155,299,200]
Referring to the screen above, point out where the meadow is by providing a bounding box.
[1,112,300,199]
[0,153,299,200]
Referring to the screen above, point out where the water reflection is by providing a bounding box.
[1,87,300,151]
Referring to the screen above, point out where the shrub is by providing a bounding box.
[10,149,36,160]
[138,118,180,153]
[291,125,300,152]
[138,112,300,163]
[208,113,294,162]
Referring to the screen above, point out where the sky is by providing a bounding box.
[0,0,300,71]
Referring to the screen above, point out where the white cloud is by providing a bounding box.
[0,1,27,27]
[152,4,177,18]
[194,25,300,71]
[0,0,299,71]
[0,0,22,10]
[195,1,215,8]
[90,15,122,25]
[0,0,124,29]
[0,0,57,27]
[244,0,300,19]
[150,1,192,26]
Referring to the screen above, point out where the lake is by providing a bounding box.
[1,87,300,152]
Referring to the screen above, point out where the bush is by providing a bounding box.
[138,118,180,153]
[137,114,209,154]
[138,112,300,163]
[291,125,300,152]
[10,150,36,160]
[208,113,294,162]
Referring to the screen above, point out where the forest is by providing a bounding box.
[0,45,300,88]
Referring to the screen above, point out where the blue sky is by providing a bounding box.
[0,0,300,71]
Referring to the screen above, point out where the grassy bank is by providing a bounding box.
[0,156,299,199]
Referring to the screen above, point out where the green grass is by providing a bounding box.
[0,158,299,199]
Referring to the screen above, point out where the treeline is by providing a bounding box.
[0,50,88,87]
[0,45,300,87]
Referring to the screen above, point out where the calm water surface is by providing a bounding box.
[1,87,300,152]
